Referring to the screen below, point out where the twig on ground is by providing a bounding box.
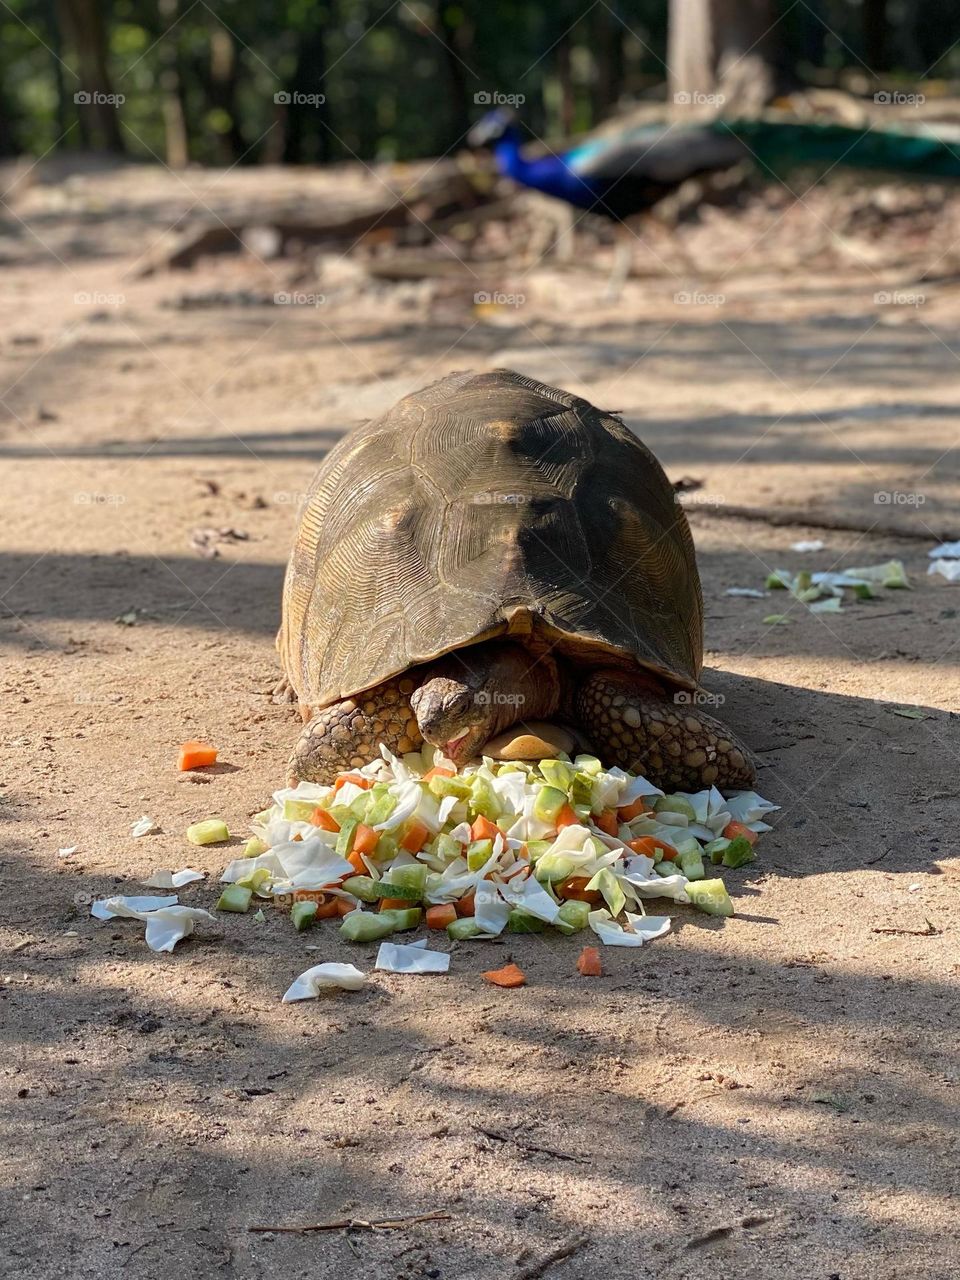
[515,1234,590,1280]
[248,1210,450,1235]
[470,1123,590,1164]
[871,920,938,937]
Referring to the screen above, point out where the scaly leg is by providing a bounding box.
[576,668,755,791]
[288,675,422,785]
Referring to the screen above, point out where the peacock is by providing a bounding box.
[468,107,960,290]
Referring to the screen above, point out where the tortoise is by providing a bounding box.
[278,368,754,791]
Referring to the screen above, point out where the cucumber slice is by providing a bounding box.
[385,863,428,896]
[291,900,318,931]
[428,775,472,800]
[243,835,268,858]
[466,838,494,871]
[363,787,397,826]
[534,855,575,884]
[686,878,734,917]
[704,837,731,864]
[371,878,422,903]
[335,816,359,857]
[235,867,272,892]
[573,755,602,775]
[721,836,756,868]
[433,832,463,863]
[553,899,591,934]
[654,795,697,821]
[507,909,546,933]
[341,875,380,903]
[525,839,553,862]
[766,572,789,589]
[283,799,318,823]
[378,907,422,931]
[677,848,705,881]
[447,917,483,941]
[533,785,567,824]
[187,819,230,846]
[339,911,396,942]
[216,884,252,913]
[654,860,678,877]
[468,776,501,820]
[569,772,595,809]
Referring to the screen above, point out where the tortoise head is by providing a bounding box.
[409,661,498,765]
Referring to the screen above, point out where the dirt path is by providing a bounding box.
[1,163,958,1280]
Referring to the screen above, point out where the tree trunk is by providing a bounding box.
[57,0,125,151]
[434,1,471,148]
[667,0,779,115]
[158,0,189,167]
[282,14,330,164]
[207,21,247,163]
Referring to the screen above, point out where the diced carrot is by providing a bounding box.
[576,946,603,977]
[594,809,619,836]
[617,796,649,822]
[456,890,476,917]
[379,896,411,911]
[334,897,357,917]
[423,766,456,781]
[470,814,502,842]
[351,823,379,855]
[628,836,678,861]
[309,806,340,832]
[556,875,601,904]
[723,820,758,846]
[177,740,218,771]
[399,819,430,853]
[555,804,579,828]
[333,773,372,792]
[347,848,369,877]
[314,895,341,919]
[426,903,457,930]
[482,963,526,989]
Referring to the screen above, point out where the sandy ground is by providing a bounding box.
[1,161,959,1280]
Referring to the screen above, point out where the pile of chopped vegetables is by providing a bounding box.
[219,744,778,950]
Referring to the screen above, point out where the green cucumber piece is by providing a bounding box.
[655,860,679,877]
[363,787,397,826]
[553,899,591,934]
[216,884,252,913]
[335,816,359,857]
[569,771,595,810]
[466,838,494,871]
[187,819,230,846]
[468,775,501,820]
[677,848,705,881]
[507,909,545,933]
[283,798,318,823]
[721,836,756,868]
[235,867,272,892]
[341,875,380,903]
[243,835,268,858]
[540,759,573,790]
[766,572,789,589]
[378,907,422,931]
[371,878,422,903]
[573,755,602,775]
[533,785,568,824]
[385,863,428,896]
[686,878,734,917]
[291,900,318,931]
[433,832,463,862]
[339,911,396,942]
[447,917,483,941]
[534,855,575,884]
[653,795,697,821]
[525,839,553,862]
[704,837,731,864]
[428,774,472,800]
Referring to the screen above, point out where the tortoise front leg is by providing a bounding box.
[576,669,755,791]
[288,675,422,785]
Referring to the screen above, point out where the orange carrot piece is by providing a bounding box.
[628,836,678,861]
[334,896,357,917]
[177,740,218,771]
[482,963,526,989]
[314,895,342,920]
[576,945,603,977]
[617,796,649,822]
[426,903,458,930]
[309,807,340,832]
[456,890,476,917]
[379,896,411,911]
[346,848,369,877]
[723,820,758,846]
[470,814,502,842]
[351,823,379,855]
[333,773,372,792]
[423,766,456,781]
[594,809,619,837]
[556,875,601,904]
[555,804,579,829]
[399,819,430,853]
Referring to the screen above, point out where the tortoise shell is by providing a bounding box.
[279,369,703,708]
